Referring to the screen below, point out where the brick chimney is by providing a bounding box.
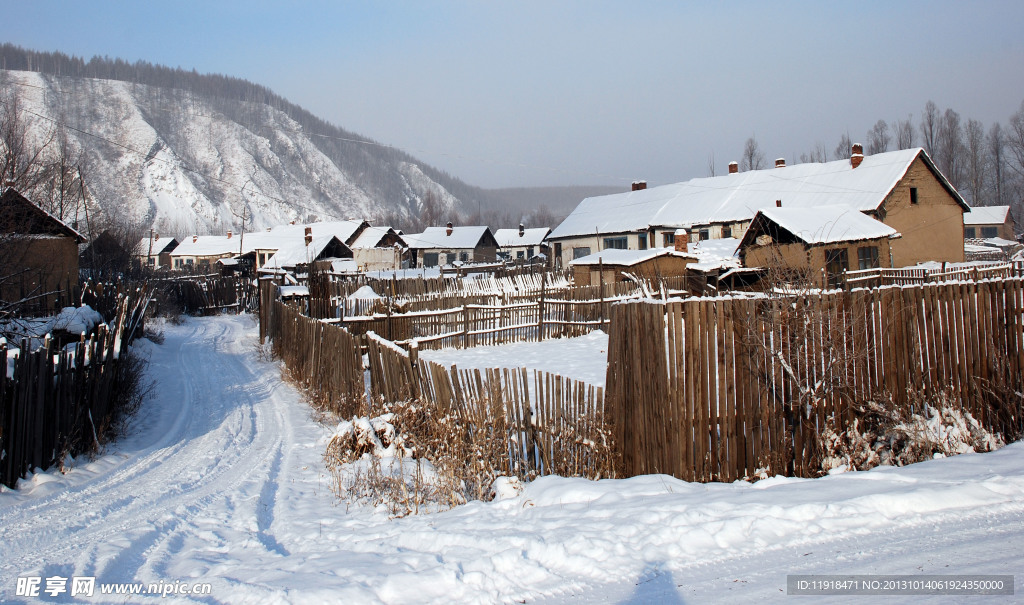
[851,143,864,169]
[304,226,313,246]
[518,223,525,237]
[153,232,159,241]
[776,199,782,207]
[446,221,453,236]
[728,161,738,174]
[227,230,232,239]
[192,235,198,243]
[674,230,689,252]
[775,158,786,168]
[631,181,647,191]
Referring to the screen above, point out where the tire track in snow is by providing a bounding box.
[0,316,292,588]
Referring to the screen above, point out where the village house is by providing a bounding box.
[494,225,551,263]
[261,228,353,271]
[404,223,499,268]
[738,205,900,288]
[547,147,967,269]
[135,234,179,269]
[169,220,370,271]
[0,187,85,309]
[963,205,1016,241]
[568,247,697,286]
[348,226,407,271]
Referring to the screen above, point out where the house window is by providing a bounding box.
[699,229,710,241]
[603,236,628,250]
[554,242,562,259]
[825,248,849,288]
[638,233,647,250]
[572,247,591,259]
[981,227,998,238]
[857,246,879,270]
[663,233,675,247]
[460,252,469,262]
[423,252,439,267]
[964,227,976,238]
[910,187,918,204]
[517,250,525,259]
[527,247,534,257]
[722,226,732,239]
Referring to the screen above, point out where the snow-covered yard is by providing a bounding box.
[420,330,609,387]
[1,314,1022,603]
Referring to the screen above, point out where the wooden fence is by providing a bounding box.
[153,275,259,315]
[263,297,614,479]
[844,261,1024,289]
[606,278,1024,482]
[364,331,612,478]
[0,291,150,488]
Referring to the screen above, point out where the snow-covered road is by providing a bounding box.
[1,315,1022,604]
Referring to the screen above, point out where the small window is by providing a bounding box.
[638,233,648,250]
[516,250,525,259]
[526,246,534,257]
[423,252,439,267]
[857,246,879,270]
[460,252,469,262]
[825,248,849,288]
[981,227,998,238]
[964,227,977,239]
[722,226,732,239]
[910,187,918,204]
[699,229,710,241]
[603,237,628,250]
[572,247,591,259]
[663,233,675,247]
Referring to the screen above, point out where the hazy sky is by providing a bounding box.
[4,1,1023,189]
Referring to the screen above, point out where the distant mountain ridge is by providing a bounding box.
[0,44,617,236]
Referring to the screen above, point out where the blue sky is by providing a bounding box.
[4,1,1023,188]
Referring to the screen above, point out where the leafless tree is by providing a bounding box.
[894,115,915,150]
[987,122,1007,207]
[740,137,765,172]
[866,120,891,155]
[706,151,716,177]
[1007,100,1024,180]
[963,118,987,206]
[919,100,939,156]
[799,142,828,164]
[936,108,965,189]
[834,132,852,160]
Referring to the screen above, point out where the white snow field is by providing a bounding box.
[1,314,1022,603]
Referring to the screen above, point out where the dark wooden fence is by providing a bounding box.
[606,278,1024,481]
[153,275,258,315]
[263,296,614,479]
[0,291,150,488]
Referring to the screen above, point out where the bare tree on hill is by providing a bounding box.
[740,137,765,171]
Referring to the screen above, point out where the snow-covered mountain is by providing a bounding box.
[3,68,470,235]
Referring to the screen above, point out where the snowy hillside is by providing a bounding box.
[3,69,466,235]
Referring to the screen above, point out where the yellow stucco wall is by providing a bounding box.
[880,156,965,267]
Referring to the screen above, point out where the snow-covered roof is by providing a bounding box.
[549,148,963,240]
[494,227,551,248]
[263,235,350,269]
[405,226,494,250]
[687,237,742,272]
[751,205,900,245]
[170,220,369,259]
[350,226,402,249]
[964,205,1011,225]
[135,236,178,256]
[568,248,696,267]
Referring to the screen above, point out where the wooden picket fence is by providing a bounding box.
[262,295,615,479]
[844,261,1024,289]
[0,290,150,488]
[265,300,366,418]
[606,278,1024,481]
[364,331,613,478]
[153,275,259,315]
